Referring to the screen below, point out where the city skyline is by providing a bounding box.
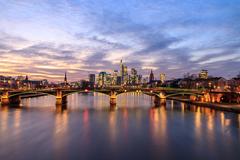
[0,0,240,81]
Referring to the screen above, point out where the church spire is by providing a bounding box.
[64,72,67,85]
[149,69,154,83]
[25,75,29,81]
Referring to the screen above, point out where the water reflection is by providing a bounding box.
[150,107,167,145]
[0,107,9,132]
[53,109,69,159]
[109,110,117,145]
[0,93,240,159]
[239,114,240,128]
[194,106,202,142]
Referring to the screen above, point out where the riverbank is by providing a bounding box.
[168,97,240,113]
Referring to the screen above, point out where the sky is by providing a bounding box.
[0,0,240,82]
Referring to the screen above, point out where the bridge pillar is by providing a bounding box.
[56,96,67,105]
[152,92,166,107]
[160,98,166,106]
[159,92,166,99]
[1,91,21,107]
[9,96,21,107]
[154,95,166,107]
[56,89,67,106]
[1,91,9,106]
[110,104,117,111]
[110,91,117,105]
[154,95,160,106]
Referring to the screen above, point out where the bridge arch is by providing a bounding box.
[8,91,56,98]
[165,92,203,98]
[61,90,111,98]
[115,90,164,98]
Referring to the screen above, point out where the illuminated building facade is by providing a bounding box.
[120,59,129,85]
[130,68,138,85]
[98,72,107,87]
[160,73,166,83]
[199,69,208,79]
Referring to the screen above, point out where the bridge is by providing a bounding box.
[0,87,238,107]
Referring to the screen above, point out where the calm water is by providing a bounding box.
[0,93,240,160]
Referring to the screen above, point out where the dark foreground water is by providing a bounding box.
[0,93,240,160]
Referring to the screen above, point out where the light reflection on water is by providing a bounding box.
[0,93,240,160]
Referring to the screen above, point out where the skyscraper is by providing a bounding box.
[119,59,128,85]
[98,72,108,87]
[131,68,137,85]
[112,70,118,85]
[123,65,128,84]
[120,59,124,83]
[89,74,95,84]
[89,74,95,88]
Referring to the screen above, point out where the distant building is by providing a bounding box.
[228,77,240,92]
[130,68,138,85]
[16,76,25,81]
[120,59,128,85]
[160,73,166,83]
[199,69,208,79]
[116,76,122,85]
[89,74,95,88]
[149,70,154,83]
[22,75,30,89]
[112,70,118,85]
[105,73,112,86]
[120,59,124,84]
[64,72,68,85]
[98,72,107,87]
[80,80,89,89]
[137,75,142,84]
[179,77,227,91]
[123,65,128,84]
[143,77,148,84]
[163,79,182,88]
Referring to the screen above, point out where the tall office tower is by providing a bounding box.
[131,68,138,85]
[120,59,124,84]
[123,65,128,84]
[137,75,142,84]
[89,74,95,88]
[112,70,118,85]
[89,74,95,84]
[98,72,107,87]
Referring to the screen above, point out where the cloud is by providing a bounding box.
[0,0,240,81]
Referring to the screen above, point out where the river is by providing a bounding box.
[0,93,239,160]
